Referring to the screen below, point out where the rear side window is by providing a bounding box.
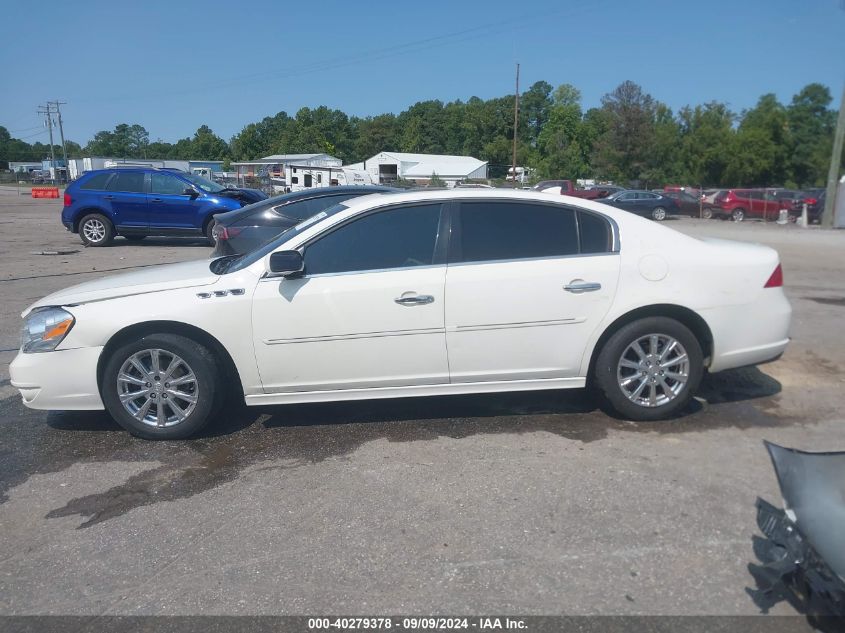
[80,173,112,190]
[578,211,613,254]
[456,201,578,263]
[107,172,145,193]
[304,203,442,275]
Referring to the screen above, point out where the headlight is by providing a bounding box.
[21,307,75,353]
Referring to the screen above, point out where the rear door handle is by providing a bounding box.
[151,197,162,202]
[394,294,434,306]
[103,195,115,200]
[564,282,602,293]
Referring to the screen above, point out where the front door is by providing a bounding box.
[252,202,449,392]
[104,171,148,230]
[445,200,620,382]
[149,172,200,231]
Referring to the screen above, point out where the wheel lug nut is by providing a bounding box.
[145,383,151,388]
[164,383,170,388]
[154,375,160,381]
[162,394,167,399]
[151,393,156,398]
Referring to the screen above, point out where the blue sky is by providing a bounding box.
[1,0,843,146]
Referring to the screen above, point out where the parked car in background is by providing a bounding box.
[588,184,626,197]
[11,189,790,439]
[711,189,788,222]
[211,185,398,257]
[218,187,268,205]
[533,180,610,199]
[62,168,242,246]
[801,190,826,223]
[662,190,714,218]
[600,190,679,220]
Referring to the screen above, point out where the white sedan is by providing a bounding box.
[10,190,791,439]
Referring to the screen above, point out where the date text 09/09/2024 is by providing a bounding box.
[307,617,528,630]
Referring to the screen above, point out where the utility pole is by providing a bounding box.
[822,81,845,228]
[37,103,57,182]
[511,63,519,189]
[50,100,68,181]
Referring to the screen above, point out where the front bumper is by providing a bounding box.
[9,346,105,410]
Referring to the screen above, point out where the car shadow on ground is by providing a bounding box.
[108,237,211,248]
[20,365,785,528]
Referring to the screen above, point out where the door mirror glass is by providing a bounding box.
[184,186,199,198]
[268,250,304,277]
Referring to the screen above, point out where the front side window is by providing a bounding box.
[150,172,188,195]
[106,172,145,193]
[304,203,442,275]
[456,201,578,263]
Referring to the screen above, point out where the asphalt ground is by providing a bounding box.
[1,188,844,623]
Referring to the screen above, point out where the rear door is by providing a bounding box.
[445,200,620,382]
[148,171,199,231]
[104,171,148,230]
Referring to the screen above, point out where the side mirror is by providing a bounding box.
[184,186,199,198]
[267,250,304,277]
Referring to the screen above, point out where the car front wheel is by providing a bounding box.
[101,333,222,439]
[593,317,703,421]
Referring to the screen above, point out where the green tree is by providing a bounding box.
[787,83,835,187]
[190,125,229,160]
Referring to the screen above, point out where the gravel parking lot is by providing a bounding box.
[1,188,844,619]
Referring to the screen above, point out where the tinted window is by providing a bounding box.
[616,193,636,201]
[107,172,145,193]
[304,203,441,275]
[275,194,362,222]
[80,172,112,190]
[578,211,613,254]
[457,201,578,263]
[150,172,187,195]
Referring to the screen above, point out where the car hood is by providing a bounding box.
[24,259,220,316]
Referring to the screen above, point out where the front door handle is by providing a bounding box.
[394,294,434,306]
[151,197,162,202]
[564,281,602,293]
[103,195,115,200]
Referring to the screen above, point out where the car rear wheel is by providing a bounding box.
[732,208,746,222]
[101,333,222,439]
[701,207,713,220]
[593,317,703,421]
[651,207,667,221]
[79,213,114,247]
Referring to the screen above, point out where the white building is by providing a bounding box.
[351,152,488,187]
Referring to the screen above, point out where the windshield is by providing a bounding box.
[181,172,225,193]
[215,203,351,274]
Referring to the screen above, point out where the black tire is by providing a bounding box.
[124,235,146,242]
[731,208,745,222]
[79,213,114,247]
[101,333,222,439]
[204,220,216,246]
[701,207,713,220]
[593,317,703,421]
[651,206,667,221]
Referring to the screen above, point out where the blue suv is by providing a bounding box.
[62,168,243,246]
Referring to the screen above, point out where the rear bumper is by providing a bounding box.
[703,289,792,372]
[9,346,104,410]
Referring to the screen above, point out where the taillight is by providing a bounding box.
[63,193,72,207]
[805,198,817,205]
[764,264,783,288]
[217,226,242,240]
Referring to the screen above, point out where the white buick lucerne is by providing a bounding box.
[11,190,791,439]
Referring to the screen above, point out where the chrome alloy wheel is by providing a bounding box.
[116,349,198,427]
[82,218,106,243]
[616,334,690,408]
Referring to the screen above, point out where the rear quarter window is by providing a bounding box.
[80,173,112,190]
[577,211,613,254]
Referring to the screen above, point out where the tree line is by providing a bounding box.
[1,80,839,188]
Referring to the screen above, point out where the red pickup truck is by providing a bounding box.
[532,180,617,199]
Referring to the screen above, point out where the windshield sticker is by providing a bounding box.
[295,211,328,230]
